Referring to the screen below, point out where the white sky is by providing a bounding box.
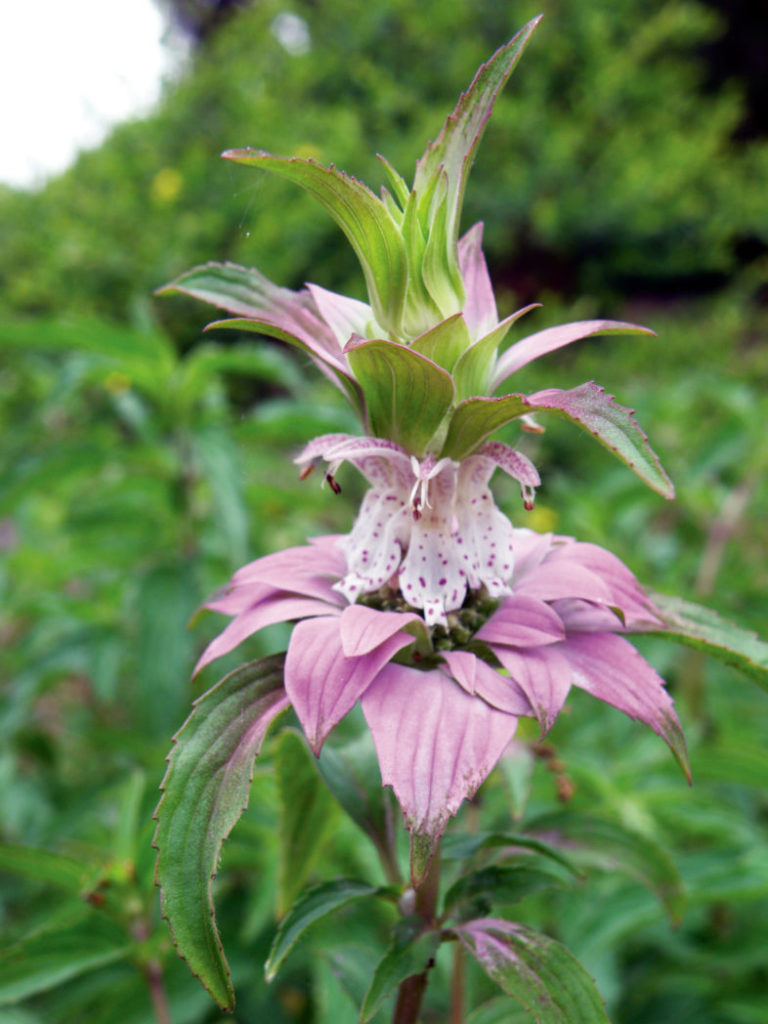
[0,0,180,190]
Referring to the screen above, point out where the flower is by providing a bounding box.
[194,485,687,879]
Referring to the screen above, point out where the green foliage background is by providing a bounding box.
[1,1,767,1021]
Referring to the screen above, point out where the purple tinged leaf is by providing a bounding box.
[487,645,573,735]
[361,665,518,883]
[347,340,455,455]
[153,655,290,1010]
[476,595,565,647]
[222,152,407,334]
[561,632,690,780]
[527,383,675,499]
[455,918,612,1024]
[492,319,656,390]
[285,616,413,754]
[307,283,376,346]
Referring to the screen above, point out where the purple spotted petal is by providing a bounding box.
[442,650,533,715]
[285,616,413,753]
[361,664,518,875]
[457,223,497,339]
[477,441,541,509]
[339,604,422,657]
[561,632,689,777]
[194,596,337,676]
[476,595,565,647]
[488,644,573,734]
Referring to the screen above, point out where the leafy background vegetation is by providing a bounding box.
[1,1,767,1021]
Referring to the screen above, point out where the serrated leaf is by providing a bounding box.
[360,917,441,1022]
[347,340,454,454]
[441,383,674,498]
[525,383,674,498]
[275,730,339,914]
[527,812,684,923]
[222,153,407,333]
[647,593,768,691]
[0,918,130,1005]
[265,879,393,982]
[153,655,290,1010]
[456,918,611,1024]
[444,864,568,917]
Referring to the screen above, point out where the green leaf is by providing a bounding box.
[0,918,131,1005]
[440,832,580,877]
[360,917,441,1023]
[453,306,539,401]
[440,394,531,459]
[441,383,674,498]
[347,340,454,455]
[443,864,568,917]
[0,843,99,893]
[466,996,535,1024]
[456,919,611,1024]
[647,593,768,691]
[222,153,407,333]
[527,812,684,923]
[275,730,339,915]
[410,313,471,373]
[265,879,392,982]
[412,17,542,249]
[180,342,305,404]
[153,655,290,1010]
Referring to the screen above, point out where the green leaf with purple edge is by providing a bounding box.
[526,383,675,498]
[646,593,768,692]
[222,153,407,334]
[153,655,290,1011]
[526,812,684,923]
[455,919,612,1024]
[347,340,455,455]
[412,16,542,251]
[441,383,674,499]
[360,917,441,1023]
[265,878,396,983]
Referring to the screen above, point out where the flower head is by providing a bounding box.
[195,484,687,880]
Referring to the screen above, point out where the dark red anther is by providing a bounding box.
[325,472,342,494]
[299,464,315,480]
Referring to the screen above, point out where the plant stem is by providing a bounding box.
[144,958,173,1024]
[391,843,441,1024]
[449,942,465,1024]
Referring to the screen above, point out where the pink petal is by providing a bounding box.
[232,540,347,586]
[339,604,422,657]
[457,222,497,339]
[441,650,533,715]
[194,596,338,676]
[488,644,572,733]
[555,542,662,627]
[475,595,565,647]
[285,616,413,753]
[512,560,614,606]
[361,664,518,871]
[492,319,654,389]
[561,632,689,776]
[205,580,273,615]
